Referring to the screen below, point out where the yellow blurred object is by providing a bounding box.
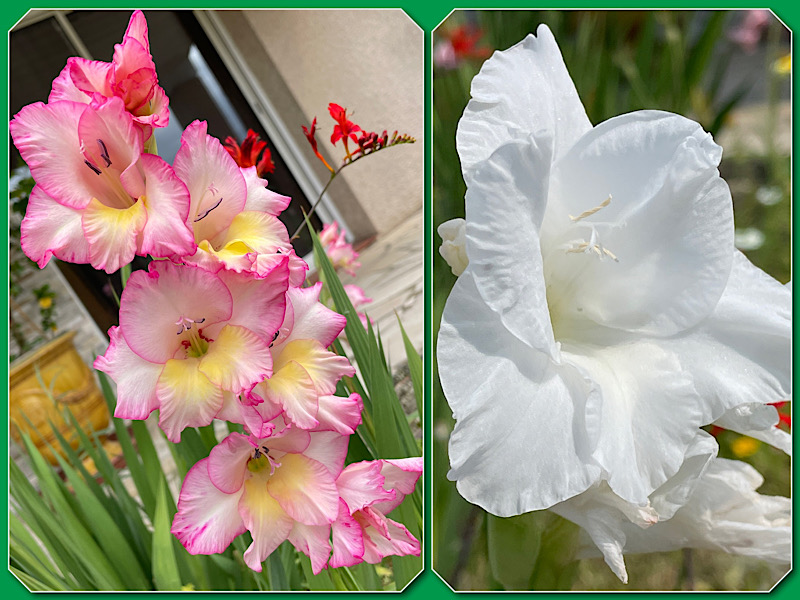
[773,53,791,76]
[38,296,53,310]
[731,436,761,458]
[10,331,109,464]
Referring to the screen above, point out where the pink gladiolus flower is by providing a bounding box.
[220,283,360,434]
[173,120,308,286]
[344,284,374,329]
[330,458,423,568]
[319,221,361,276]
[49,10,169,139]
[94,259,289,442]
[171,425,349,573]
[10,97,194,273]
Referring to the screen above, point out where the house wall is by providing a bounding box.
[217,9,424,241]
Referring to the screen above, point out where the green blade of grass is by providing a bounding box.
[152,479,182,591]
[398,317,423,422]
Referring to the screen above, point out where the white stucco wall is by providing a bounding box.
[240,10,424,237]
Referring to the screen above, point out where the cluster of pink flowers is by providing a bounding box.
[10,10,420,574]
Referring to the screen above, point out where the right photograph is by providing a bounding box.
[433,10,791,591]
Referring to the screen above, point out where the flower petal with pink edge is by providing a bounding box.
[171,458,246,555]
[174,120,247,243]
[239,479,294,571]
[199,324,273,393]
[302,430,349,478]
[20,186,90,268]
[361,515,421,563]
[261,361,319,430]
[255,250,308,288]
[94,326,161,420]
[216,260,289,342]
[49,58,112,103]
[123,10,150,53]
[254,417,311,454]
[288,523,331,575]
[137,153,194,257]
[330,500,366,568]
[274,339,354,396]
[337,461,395,514]
[110,36,157,114]
[120,262,232,363]
[156,357,224,442]
[11,101,94,209]
[81,197,147,273]
[207,432,256,494]
[267,453,339,526]
[241,166,291,215]
[373,458,423,515]
[314,393,363,435]
[282,283,346,347]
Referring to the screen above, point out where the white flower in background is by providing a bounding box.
[438,218,468,276]
[437,25,790,581]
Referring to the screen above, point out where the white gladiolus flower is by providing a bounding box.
[437,24,790,582]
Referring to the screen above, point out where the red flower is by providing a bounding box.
[328,103,362,148]
[223,129,275,176]
[302,117,335,174]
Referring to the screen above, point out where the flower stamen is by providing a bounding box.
[569,194,612,222]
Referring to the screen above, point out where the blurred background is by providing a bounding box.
[432,10,790,591]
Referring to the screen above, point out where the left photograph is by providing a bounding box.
[9,9,423,591]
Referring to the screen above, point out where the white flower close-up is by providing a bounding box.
[437,24,791,583]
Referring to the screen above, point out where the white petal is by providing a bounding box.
[564,340,708,505]
[462,138,557,357]
[543,111,734,337]
[714,403,791,455]
[439,271,600,516]
[456,24,591,176]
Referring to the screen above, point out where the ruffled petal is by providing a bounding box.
[564,339,707,505]
[313,393,363,435]
[172,459,246,555]
[302,430,349,478]
[714,403,791,455]
[20,186,90,268]
[288,523,331,575]
[372,458,423,515]
[439,271,600,516]
[360,514,421,564]
[543,111,734,337]
[11,101,93,209]
[174,120,247,243]
[456,24,591,175]
[241,166,291,215]
[137,153,195,258]
[337,461,394,514]
[199,324,273,393]
[260,360,319,430]
[660,251,790,419]
[273,339,354,396]
[156,357,224,442]
[239,479,293,571]
[120,261,232,363]
[330,500,365,568]
[267,454,339,526]
[81,196,146,273]
[281,283,346,348]
[462,138,557,357]
[216,260,289,342]
[208,431,255,494]
[93,326,161,420]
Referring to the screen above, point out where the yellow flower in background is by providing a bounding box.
[38,296,53,310]
[731,436,761,458]
[773,53,790,75]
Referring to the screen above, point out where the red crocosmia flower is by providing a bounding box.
[328,103,362,154]
[302,117,335,174]
[769,401,791,429]
[223,129,275,176]
[450,25,492,61]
